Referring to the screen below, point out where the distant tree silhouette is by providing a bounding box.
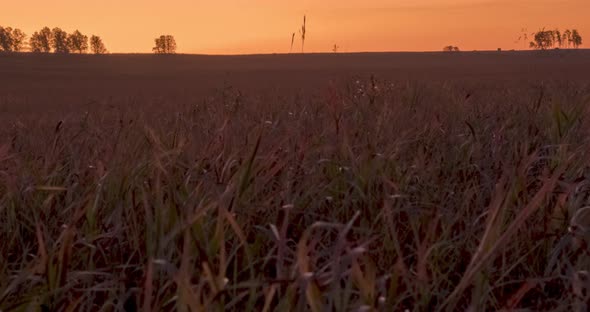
[10,28,26,52]
[3,24,109,54]
[332,44,339,53]
[529,28,582,50]
[529,41,537,49]
[572,29,583,48]
[563,29,572,48]
[546,30,556,47]
[153,35,176,54]
[554,29,562,48]
[67,30,88,54]
[290,32,295,53]
[299,15,306,53]
[52,27,69,53]
[90,35,108,54]
[0,26,27,52]
[29,32,42,52]
[443,45,460,52]
[0,27,10,52]
[29,27,53,53]
[530,29,553,49]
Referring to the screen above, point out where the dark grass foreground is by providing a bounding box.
[1,78,590,311]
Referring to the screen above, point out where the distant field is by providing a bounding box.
[1,50,589,121]
[1,51,590,310]
[2,50,590,95]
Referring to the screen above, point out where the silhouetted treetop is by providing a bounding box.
[3,25,104,54]
[0,26,27,52]
[572,29,583,48]
[153,35,176,54]
[529,28,583,50]
[68,30,88,54]
[29,27,53,53]
[52,27,69,53]
[443,45,460,52]
[90,35,108,54]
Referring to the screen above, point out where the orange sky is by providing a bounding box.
[1,0,588,54]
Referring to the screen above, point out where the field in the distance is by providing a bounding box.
[2,51,590,311]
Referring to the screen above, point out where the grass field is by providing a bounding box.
[1,51,590,311]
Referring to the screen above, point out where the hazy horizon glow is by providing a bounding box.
[2,0,589,54]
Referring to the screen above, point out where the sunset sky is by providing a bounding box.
[2,0,588,54]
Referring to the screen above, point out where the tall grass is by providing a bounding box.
[1,78,590,310]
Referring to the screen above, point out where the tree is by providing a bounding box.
[29,32,43,52]
[0,26,14,52]
[90,35,108,54]
[152,35,176,54]
[546,30,555,47]
[30,27,53,53]
[67,30,88,54]
[0,26,26,52]
[563,29,572,48]
[554,29,562,48]
[572,29,583,48]
[530,29,553,50]
[10,28,26,52]
[37,27,53,52]
[52,27,69,53]
[443,45,460,52]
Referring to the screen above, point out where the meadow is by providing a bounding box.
[1,50,590,311]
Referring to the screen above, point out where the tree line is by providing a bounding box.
[0,25,107,54]
[527,28,582,50]
[1,26,177,55]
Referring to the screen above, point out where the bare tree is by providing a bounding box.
[290,32,295,53]
[153,35,176,54]
[52,27,69,53]
[90,35,108,54]
[67,30,88,54]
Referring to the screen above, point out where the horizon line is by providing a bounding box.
[5,48,589,57]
